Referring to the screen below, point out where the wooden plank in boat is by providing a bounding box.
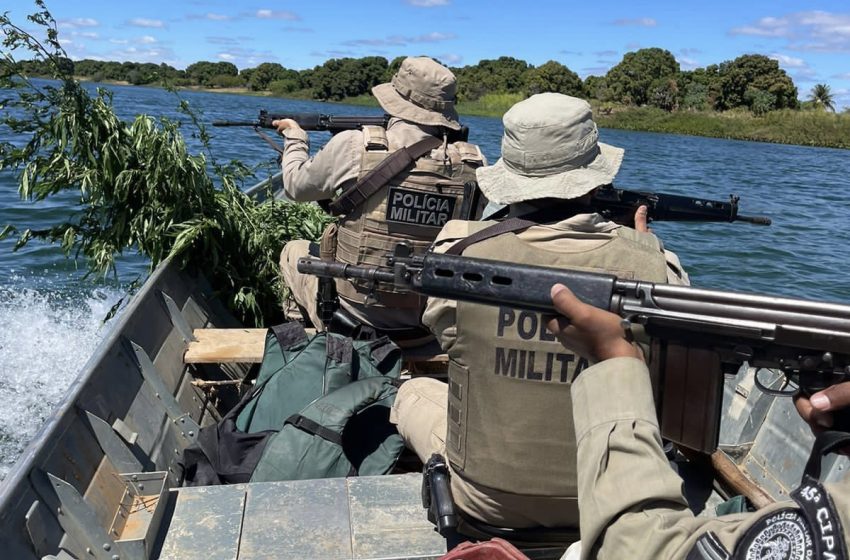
[238,478,353,559]
[347,473,446,558]
[158,484,246,560]
[184,328,268,364]
[184,328,449,371]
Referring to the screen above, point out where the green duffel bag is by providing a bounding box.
[235,322,402,434]
[250,375,405,482]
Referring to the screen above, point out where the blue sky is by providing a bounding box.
[4,0,850,109]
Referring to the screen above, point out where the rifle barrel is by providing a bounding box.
[736,214,772,225]
[211,120,258,127]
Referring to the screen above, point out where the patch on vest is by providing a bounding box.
[386,186,455,228]
[734,508,813,560]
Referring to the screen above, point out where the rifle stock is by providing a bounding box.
[298,249,850,453]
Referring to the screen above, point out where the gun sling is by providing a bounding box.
[328,135,444,216]
[445,218,537,256]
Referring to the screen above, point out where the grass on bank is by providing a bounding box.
[594,106,850,150]
[280,90,850,150]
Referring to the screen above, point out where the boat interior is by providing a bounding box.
[0,237,847,559]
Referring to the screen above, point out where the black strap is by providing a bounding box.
[445,217,537,256]
[328,135,443,216]
[286,414,343,446]
[802,430,850,482]
[270,322,309,351]
[253,127,285,155]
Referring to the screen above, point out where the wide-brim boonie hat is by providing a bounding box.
[477,92,624,204]
[372,56,461,131]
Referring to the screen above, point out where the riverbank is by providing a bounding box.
[281,91,850,150]
[73,81,850,150]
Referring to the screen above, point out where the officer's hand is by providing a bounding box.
[795,382,850,429]
[546,283,644,363]
[272,119,301,134]
[634,205,651,233]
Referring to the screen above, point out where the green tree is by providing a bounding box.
[453,56,530,101]
[185,61,238,86]
[310,56,387,100]
[524,60,586,97]
[648,77,679,111]
[246,62,288,91]
[809,83,836,112]
[605,48,680,106]
[714,54,798,111]
[583,75,610,101]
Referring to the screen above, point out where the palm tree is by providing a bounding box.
[809,83,836,112]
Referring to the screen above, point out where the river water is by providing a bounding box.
[1,83,849,480]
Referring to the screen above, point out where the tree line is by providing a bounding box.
[14,48,841,115]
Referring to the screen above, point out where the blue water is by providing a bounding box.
[1,82,850,478]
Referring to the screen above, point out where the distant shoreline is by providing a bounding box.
[79,78,850,151]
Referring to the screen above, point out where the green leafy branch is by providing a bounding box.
[0,1,332,326]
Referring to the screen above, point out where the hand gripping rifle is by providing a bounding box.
[298,245,850,453]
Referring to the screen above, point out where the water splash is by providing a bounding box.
[0,278,125,481]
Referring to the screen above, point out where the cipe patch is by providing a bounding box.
[735,508,813,560]
[386,187,455,228]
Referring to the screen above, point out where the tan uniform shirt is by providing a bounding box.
[423,214,690,350]
[572,357,850,560]
[281,118,456,202]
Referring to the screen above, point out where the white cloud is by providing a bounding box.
[128,18,165,28]
[406,0,450,7]
[77,32,99,39]
[730,11,850,52]
[770,53,806,68]
[255,9,299,21]
[109,39,129,45]
[613,18,657,27]
[834,72,850,79]
[342,32,456,47]
[438,53,462,64]
[58,18,99,29]
[218,53,236,61]
[206,13,232,21]
[138,36,158,44]
[677,56,700,70]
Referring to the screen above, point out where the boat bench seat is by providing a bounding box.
[183,328,449,376]
[158,474,448,560]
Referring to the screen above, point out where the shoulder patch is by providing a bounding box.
[733,508,813,560]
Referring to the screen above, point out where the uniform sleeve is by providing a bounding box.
[421,221,477,352]
[663,248,690,286]
[281,128,361,202]
[571,358,814,560]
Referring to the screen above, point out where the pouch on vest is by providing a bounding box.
[181,322,403,485]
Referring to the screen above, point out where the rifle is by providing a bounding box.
[298,246,850,453]
[212,110,470,142]
[591,184,772,226]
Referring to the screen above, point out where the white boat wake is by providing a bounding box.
[0,280,124,481]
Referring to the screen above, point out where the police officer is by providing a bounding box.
[275,57,485,340]
[547,283,850,560]
[390,93,689,529]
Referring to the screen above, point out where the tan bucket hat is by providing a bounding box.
[372,56,462,131]
[477,92,624,204]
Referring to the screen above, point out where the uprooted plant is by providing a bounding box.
[0,1,332,326]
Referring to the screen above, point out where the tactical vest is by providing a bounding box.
[445,222,671,496]
[331,126,484,309]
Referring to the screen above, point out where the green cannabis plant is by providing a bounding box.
[0,1,332,326]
